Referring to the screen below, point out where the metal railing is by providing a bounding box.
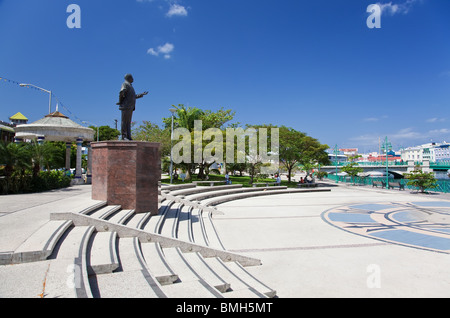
[326,175,450,193]
[327,161,450,169]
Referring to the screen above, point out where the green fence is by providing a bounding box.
[326,175,450,194]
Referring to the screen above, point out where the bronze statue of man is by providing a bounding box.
[117,74,148,140]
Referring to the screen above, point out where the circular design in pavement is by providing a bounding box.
[322,201,450,254]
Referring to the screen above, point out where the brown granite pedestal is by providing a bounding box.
[91,141,161,214]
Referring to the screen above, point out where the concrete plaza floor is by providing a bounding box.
[213,183,450,298]
[1,182,450,298]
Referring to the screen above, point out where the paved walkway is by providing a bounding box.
[0,185,98,253]
[1,182,450,298]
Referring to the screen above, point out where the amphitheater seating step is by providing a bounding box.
[225,261,276,298]
[125,212,152,230]
[176,205,193,242]
[202,212,225,250]
[203,257,273,297]
[92,237,166,298]
[190,208,208,246]
[140,242,178,285]
[43,226,94,298]
[159,203,182,237]
[161,247,224,298]
[106,209,135,225]
[87,205,121,220]
[88,231,119,275]
[143,201,174,233]
[75,201,108,215]
[181,251,230,293]
[13,220,73,264]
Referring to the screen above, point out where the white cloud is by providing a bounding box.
[363,115,388,122]
[426,117,446,123]
[429,128,450,135]
[166,4,188,17]
[391,128,422,140]
[147,42,174,59]
[376,0,419,16]
[363,117,379,122]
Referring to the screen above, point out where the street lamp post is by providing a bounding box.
[82,121,99,142]
[333,144,339,183]
[381,136,392,189]
[169,108,177,184]
[20,83,52,114]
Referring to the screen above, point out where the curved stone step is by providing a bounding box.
[12,220,73,264]
[140,242,178,285]
[182,252,230,293]
[225,261,276,298]
[88,231,119,275]
[160,247,224,298]
[190,208,208,246]
[92,237,166,298]
[187,186,286,202]
[75,201,108,215]
[201,188,326,207]
[203,257,271,298]
[170,184,243,197]
[161,184,196,192]
[159,203,183,237]
[143,200,174,233]
[202,212,226,250]
[87,205,122,220]
[124,212,152,230]
[176,205,193,243]
[107,209,135,225]
[43,226,95,298]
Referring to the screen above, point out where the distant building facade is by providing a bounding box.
[400,142,450,162]
[9,112,28,126]
[435,144,450,162]
[0,121,15,143]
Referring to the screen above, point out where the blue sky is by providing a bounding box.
[0,0,449,153]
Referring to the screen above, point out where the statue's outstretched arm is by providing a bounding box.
[136,91,149,99]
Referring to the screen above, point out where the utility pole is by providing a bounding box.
[381,136,392,189]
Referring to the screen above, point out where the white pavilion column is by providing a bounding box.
[65,142,71,171]
[86,142,92,184]
[75,138,83,181]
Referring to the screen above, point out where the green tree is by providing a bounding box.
[340,162,363,184]
[133,121,171,157]
[279,126,330,182]
[90,125,120,141]
[27,142,61,177]
[0,141,31,178]
[404,167,437,193]
[163,104,236,180]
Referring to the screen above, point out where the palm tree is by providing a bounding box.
[0,141,32,194]
[27,142,60,177]
[0,141,31,178]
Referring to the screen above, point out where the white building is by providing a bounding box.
[400,142,443,162]
[435,143,450,162]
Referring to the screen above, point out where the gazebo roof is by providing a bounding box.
[9,112,28,121]
[14,111,95,142]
